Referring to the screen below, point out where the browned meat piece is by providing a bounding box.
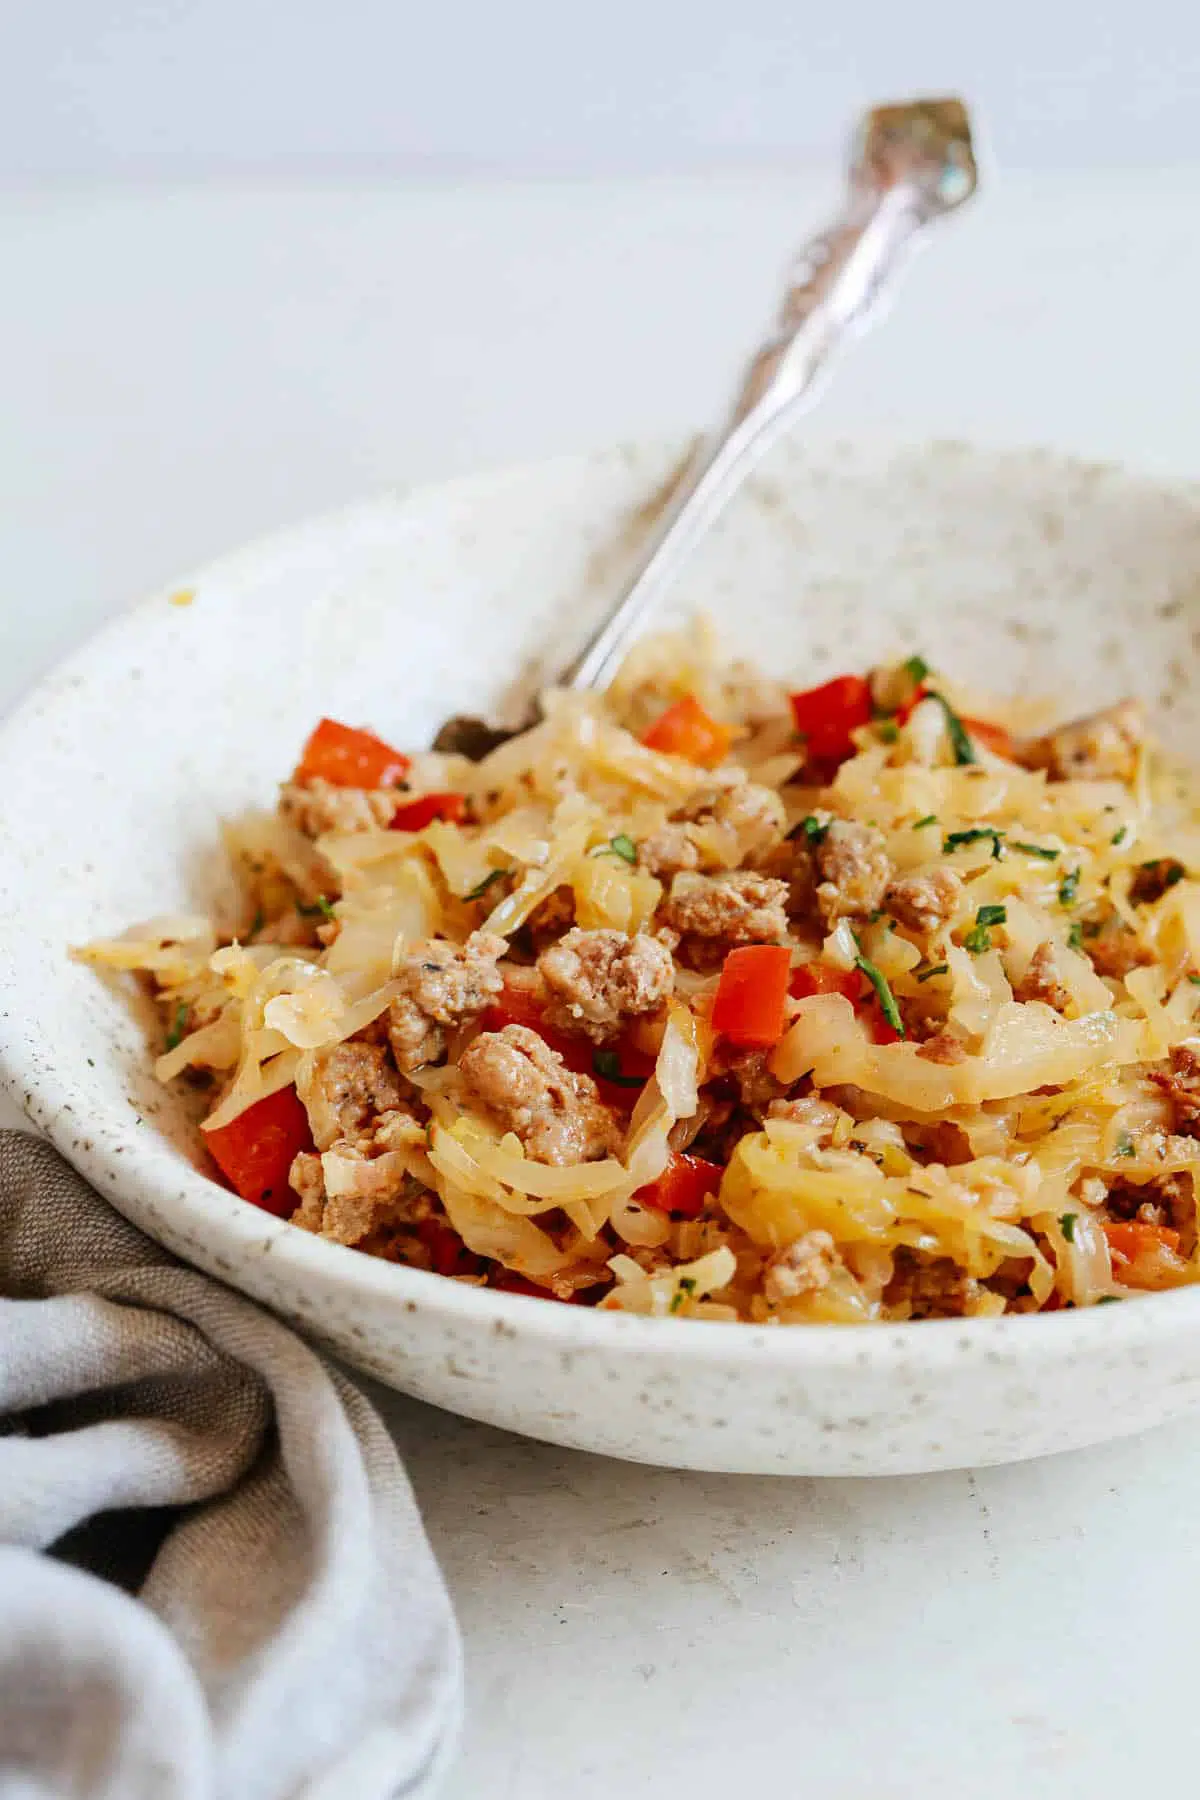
[527,884,576,952]
[763,1230,838,1304]
[748,838,816,921]
[638,780,787,877]
[1014,940,1072,1013]
[724,1048,788,1113]
[279,777,398,837]
[289,1146,432,1247]
[813,820,891,928]
[538,927,674,1041]
[1129,859,1187,906]
[458,1024,623,1164]
[1017,699,1143,783]
[660,871,789,947]
[917,1030,969,1065]
[1104,1171,1195,1242]
[296,1038,410,1152]
[885,1247,981,1319]
[1148,1044,1200,1137]
[1084,915,1154,980]
[388,930,506,1071]
[884,867,963,938]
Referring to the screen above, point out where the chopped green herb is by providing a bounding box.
[904,654,931,684]
[964,904,1007,955]
[1061,1212,1078,1244]
[915,962,949,983]
[297,895,336,920]
[1111,826,1127,846]
[913,814,938,830]
[876,720,899,744]
[796,815,829,846]
[464,867,510,902]
[593,1049,645,1088]
[1011,841,1059,862]
[1113,1131,1135,1159]
[669,1276,698,1315]
[590,832,638,865]
[1095,1295,1122,1306]
[855,953,905,1037]
[927,691,977,766]
[1067,920,1084,952]
[1058,867,1080,907]
[165,1002,188,1052]
[1189,974,1200,987]
[944,826,1004,860]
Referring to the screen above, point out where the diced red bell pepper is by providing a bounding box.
[204,1084,314,1216]
[388,791,467,831]
[294,717,411,789]
[712,945,792,1047]
[788,675,873,763]
[640,693,733,769]
[962,717,1015,760]
[635,1151,724,1218]
[788,961,865,1003]
[1102,1220,1181,1264]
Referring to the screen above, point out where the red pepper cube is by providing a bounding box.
[635,1152,723,1219]
[712,944,792,1047]
[204,1085,314,1216]
[389,791,467,830]
[294,717,411,789]
[789,675,873,763]
[640,693,733,769]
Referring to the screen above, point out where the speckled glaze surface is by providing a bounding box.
[5,437,1200,1477]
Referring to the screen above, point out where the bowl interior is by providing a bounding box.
[3,435,1200,1294]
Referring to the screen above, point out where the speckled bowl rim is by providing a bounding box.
[4,435,1199,1383]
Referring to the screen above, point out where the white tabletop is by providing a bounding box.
[3,169,1199,1798]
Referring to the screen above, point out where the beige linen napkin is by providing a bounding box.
[0,1131,462,1800]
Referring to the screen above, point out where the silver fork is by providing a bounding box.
[434,97,978,756]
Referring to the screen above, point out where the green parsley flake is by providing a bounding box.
[165,1002,188,1052]
[797,815,829,846]
[964,904,1007,955]
[464,867,510,902]
[944,826,1004,860]
[855,953,904,1037]
[297,895,336,920]
[927,691,977,766]
[591,833,637,865]
[669,1276,698,1316]
[1058,868,1081,908]
[1111,826,1128,846]
[1011,841,1059,862]
[1067,920,1084,952]
[913,814,938,830]
[593,1049,645,1088]
[1095,1295,1122,1306]
[1189,974,1200,987]
[1061,1212,1078,1244]
[877,720,899,744]
[904,654,931,684]
[1113,1131,1135,1159]
[915,962,949,983]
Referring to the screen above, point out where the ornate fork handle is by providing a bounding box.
[563,98,977,694]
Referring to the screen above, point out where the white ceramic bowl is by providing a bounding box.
[5,437,1200,1477]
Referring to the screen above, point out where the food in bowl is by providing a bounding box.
[77,630,1200,1323]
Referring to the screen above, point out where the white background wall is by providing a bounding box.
[2,0,1199,180]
